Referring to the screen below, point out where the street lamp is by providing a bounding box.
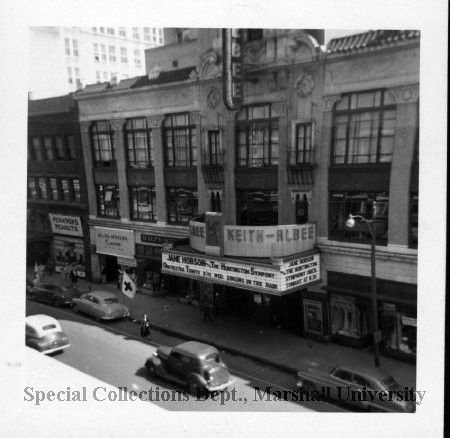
[345,200,381,368]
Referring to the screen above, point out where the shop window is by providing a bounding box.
[54,239,84,272]
[237,190,278,225]
[49,178,59,200]
[236,104,278,167]
[43,137,54,160]
[130,186,157,221]
[332,90,396,164]
[167,187,198,224]
[295,194,308,224]
[55,136,65,160]
[289,122,314,165]
[96,184,120,218]
[125,118,153,168]
[164,113,197,167]
[330,294,369,339]
[91,121,116,167]
[329,192,389,245]
[30,137,43,161]
[203,130,222,166]
[38,178,48,199]
[410,194,418,248]
[28,178,38,199]
[303,300,323,335]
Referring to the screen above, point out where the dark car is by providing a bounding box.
[145,341,234,395]
[26,279,34,294]
[296,364,416,412]
[25,314,70,354]
[27,283,81,307]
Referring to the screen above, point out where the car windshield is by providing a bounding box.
[383,376,401,390]
[103,297,119,304]
[42,324,57,330]
[204,353,221,363]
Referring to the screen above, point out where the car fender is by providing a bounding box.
[145,356,166,375]
[187,372,207,387]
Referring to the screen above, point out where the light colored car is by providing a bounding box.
[25,314,70,354]
[145,341,234,395]
[296,364,415,412]
[72,291,129,321]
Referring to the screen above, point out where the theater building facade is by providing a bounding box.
[74,28,419,361]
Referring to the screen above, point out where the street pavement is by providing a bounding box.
[27,268,416,389]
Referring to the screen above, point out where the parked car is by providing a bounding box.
[27,283,81,307]
[72,291,129,321]
[145,341,234,395]
[296,364,416,412]
[25,314,70,354]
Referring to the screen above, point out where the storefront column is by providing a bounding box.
[223,110,236,225]
[111,119,129,221]
[275,102,289,224]
[318,95,341,239]
[192,111,207,213]
[80,122,98,217]
[387,85,419,247]
[148,116,166,224]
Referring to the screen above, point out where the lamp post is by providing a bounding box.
[345,201,381,368]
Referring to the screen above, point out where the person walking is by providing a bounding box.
[70,265,78,288]
[140,314,151,338]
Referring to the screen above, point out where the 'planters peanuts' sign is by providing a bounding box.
[94,226,134,258]
[49,214,83,237]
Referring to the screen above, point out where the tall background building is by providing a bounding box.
[28,26,164,99]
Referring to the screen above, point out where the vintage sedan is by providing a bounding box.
[27,283,82,307]
[296,364,416,412]
[72,291,129,321]
[25,314,70,354]
[145,341,234,395]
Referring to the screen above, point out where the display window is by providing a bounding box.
[54,239,85,276]
[303,299,323,335]
[330,294,369,339]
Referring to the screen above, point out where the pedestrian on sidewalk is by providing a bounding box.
[70,265,78,288]
[140,314,151,338]
[101,265,107,284]
[201,295,213,323]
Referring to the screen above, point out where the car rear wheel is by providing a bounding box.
[188,377,202,396]
[147,362,156,376]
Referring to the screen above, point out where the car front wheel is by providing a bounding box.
[147,362,156,376]
[188,377,203,396]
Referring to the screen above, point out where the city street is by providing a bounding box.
[26,300,346,412]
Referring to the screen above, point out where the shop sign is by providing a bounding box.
[48,214,83,237]
[224,224,315,258]
[94,226,134,258]
[161,251,320,295]
[189,220,206,253]
[140,233,177,246]
[401,316,417,327]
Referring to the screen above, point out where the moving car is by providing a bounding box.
[27,283,82,307]
[145,341,234,395]
[25,314,70,354]
[72,291,129,321]
[296,364,416,412]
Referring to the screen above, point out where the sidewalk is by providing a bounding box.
[27,268,417,388]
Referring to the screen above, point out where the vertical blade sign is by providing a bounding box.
[222,29,244,111]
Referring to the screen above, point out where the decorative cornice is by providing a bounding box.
[295,73,315,97]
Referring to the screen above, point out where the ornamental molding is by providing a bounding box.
[272,102,288,117]
[387,84,419,104]
[207,189,224,200]
[227,110,238,122]
[245,39,266,63]
[290,190,313,204]
[190,112,203,124]
[148,116,164,128]
[110,119,124,131]
[80,122,91,134]
[199,50,222,79]
[206,87,221,109]
[322,94,341,112]
[295,73,315,97]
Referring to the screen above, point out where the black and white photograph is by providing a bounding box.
[0,0,447,437]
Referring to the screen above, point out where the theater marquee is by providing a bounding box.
[161,250,320,295]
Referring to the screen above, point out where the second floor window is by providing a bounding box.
[43,137,53,160]
[109,46,116,62]
[96,184,120,217]
[120,47,127,63]
[125,118,153,168]
[31,137,43,161]
[38,178,48,199]
[49,178,59,200]
[167,187,198,224]
[289,122,313,165]
[130,186,157,221]
[28,178,38,199]
[332,90,396,164]
[55,136,65,160]
[91,121,116,167]
[164,114,197,167]
[204,130,222,166]
[237,104,279,167]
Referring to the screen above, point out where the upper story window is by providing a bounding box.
[64,39,78,56]
[67,135,76,160]
[73,179,81,202]
[125,118,153,168]
[94,43,99,62]
[129,186,157,221]
[332,90,396,164]
[43,137,53,160]
[91,121,116,167]
[99,27,105,34]
[120,47,127,63]
[55,136,65,160]
[289,122,314,165]
[30,137,43,161]
[237,190,278,226]
[49,178,59,200]
[203,130,222,166]
[107,27,115,35]
[144,27,151,41]
[38,178,48,199]
[101,44,106,61]
[133,27,139,39]
[28,178,38,199]
[167,187,198,225]
[236,104,279,167]
[164,113,197,167]
[109,46,116,62]
[329,192,389,245]
[72,40,79,57]
[134,49,141,67]
[410,194,418,248]
[96,184,120,218]
[119,27,126,37]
